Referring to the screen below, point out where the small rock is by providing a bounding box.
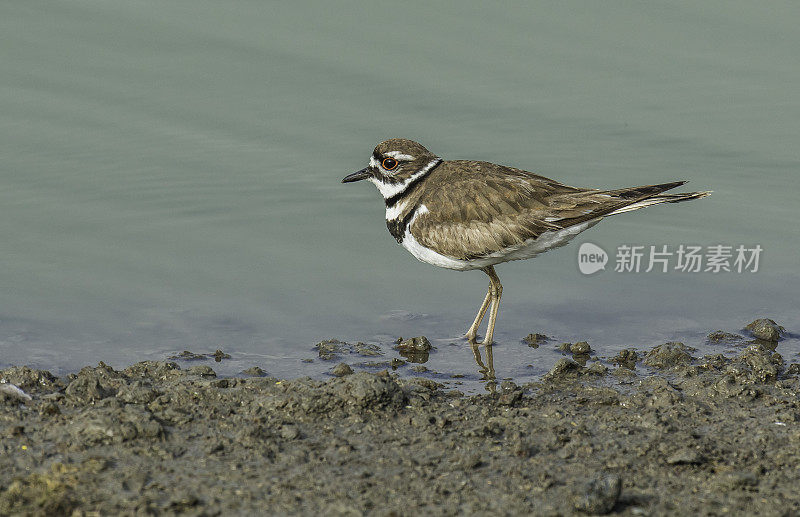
[331,363,354,377]
[523,333,549,347]
[39,401,61,416]
[354,360,393,369]
[65,376,114,402]
[0,366,60,393]
[409,378,442,391]
[644,342,696,369]
[498,381,522,406]
[329,372,406,409]
[715,471,758,490]
[585,362,609,376]
[573,355,590,367]
[185,365,216,377]
[81,456,111,474]
[726,344,783,383]
[396,336,432,353]
[71,407,163,444]
[280,425,300,440]
[611,349,639,370]
[354,342,382,357]
[571,341,592,355]
[558,342,573,352]
[707,330,743,343]
[241,366,267,377]
[573,474,622,514]
[543,358,582,381]
[500,380,517,391]
[210,349,231,362]
[612,367,638,380]
[396,337,432,363]
[316,339,349,360]
[390,358,405,368]
[167,350,208,361]
[205,441,225,454]
[4,425,25,437]
[458,452,483,469]
[116,382,160,405]
[666,448,703,465]
[745,319,785,342]
[316,339,382,360]
[123,361,182,380]
[511,440,537,458]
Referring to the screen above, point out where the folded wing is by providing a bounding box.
[411,161,708,260]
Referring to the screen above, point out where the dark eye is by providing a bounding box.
[382,158,398,171]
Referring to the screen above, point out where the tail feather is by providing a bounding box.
[607,189,712,216]
[605,180,688,200]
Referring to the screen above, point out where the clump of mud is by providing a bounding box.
[167,349,232,362]
[643,342,696,369]
[745,318,786,342]
[524,333,549,348]
[611,349,639,370]
[315,339,382,360]
[2,336,800,515]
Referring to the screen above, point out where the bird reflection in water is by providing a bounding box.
[471,342,496,392]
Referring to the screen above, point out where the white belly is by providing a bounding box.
[401,219,599,271]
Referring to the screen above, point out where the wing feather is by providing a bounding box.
[410,161,687,260]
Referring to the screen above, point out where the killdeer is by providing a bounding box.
[343,139,710,346]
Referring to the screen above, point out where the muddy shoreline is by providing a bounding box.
[2,323,800,515]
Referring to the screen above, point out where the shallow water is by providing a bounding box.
[2,1,799,388]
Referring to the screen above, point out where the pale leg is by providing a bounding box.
[482,266,503,346]
[465,284,492,343]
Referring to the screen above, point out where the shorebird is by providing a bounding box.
[343,138,710,345]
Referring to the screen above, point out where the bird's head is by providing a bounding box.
[342,139,441,197]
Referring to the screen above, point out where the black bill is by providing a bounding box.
[342,167,370,183]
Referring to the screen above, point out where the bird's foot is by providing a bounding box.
[465,332,494,346]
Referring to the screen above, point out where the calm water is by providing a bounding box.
[2,1,799,391]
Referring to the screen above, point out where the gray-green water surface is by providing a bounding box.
[2,1,799,389]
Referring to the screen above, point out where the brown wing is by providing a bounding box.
[410,160,685,260]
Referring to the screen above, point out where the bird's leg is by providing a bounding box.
[482,266,503,346]
[465,279,492,343]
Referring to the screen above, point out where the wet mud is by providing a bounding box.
[2,320,800,515]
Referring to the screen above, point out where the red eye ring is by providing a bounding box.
[382,157,399,171]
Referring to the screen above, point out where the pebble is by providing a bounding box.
[331,363,354,377]
[745,318,785,342]
[572,474,622,514]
